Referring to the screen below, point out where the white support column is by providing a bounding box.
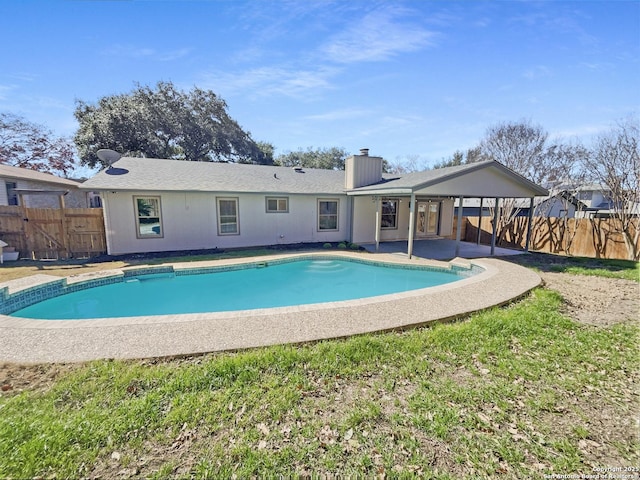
[476,197,484,245]
[525,197,535,252]
[407,193,416,258]
[455,195,464,257]
[374,196,381,252]
[491,197,500,256]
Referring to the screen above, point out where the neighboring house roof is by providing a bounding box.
[0,164,81,188]
[348,160,549,197]
[80,157,347,195]
[576,183,610,192]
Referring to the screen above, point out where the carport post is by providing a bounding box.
[490,197,500,256]
[476,197,484,245]
[525,197,535,252]
[375,196,381,252]
[454,195,464,257]
[407,193,416,258]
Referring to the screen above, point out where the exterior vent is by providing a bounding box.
[359,148,369,156]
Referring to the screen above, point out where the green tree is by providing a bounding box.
[256,141,275,165]
[433,150,465,169]
[74,81,270,168]
[274,146,349,170]
[0,112,77,176]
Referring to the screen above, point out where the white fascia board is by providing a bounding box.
[347,188,413,196]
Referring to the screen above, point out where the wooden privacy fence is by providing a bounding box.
[0,206,106,260]
[464,216,637,260]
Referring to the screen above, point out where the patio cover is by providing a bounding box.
[347,160,549,258]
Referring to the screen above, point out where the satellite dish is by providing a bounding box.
[96,149,122,167]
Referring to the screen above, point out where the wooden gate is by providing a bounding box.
[0,206,106,259]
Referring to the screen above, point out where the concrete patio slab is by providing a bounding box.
[0,251,541,363]
[362,239,526,260]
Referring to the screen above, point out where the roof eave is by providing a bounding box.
[347,188,414,196]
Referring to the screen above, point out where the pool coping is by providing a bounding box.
[0,251,542,363]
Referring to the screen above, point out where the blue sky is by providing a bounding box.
[0,0,638,169]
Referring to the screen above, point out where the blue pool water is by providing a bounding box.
[10,259,466,320]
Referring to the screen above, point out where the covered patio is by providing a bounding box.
[361,239,526,260]
[348,160,549,258]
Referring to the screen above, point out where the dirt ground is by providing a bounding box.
[537,271,638,327]
[505,253,639,327]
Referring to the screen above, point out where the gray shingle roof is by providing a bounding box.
[80,157,347,194]
[350,160,548,196]
[0,164,81,187]
[351,161,491,191]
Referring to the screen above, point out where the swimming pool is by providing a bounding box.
[6,256,477,320]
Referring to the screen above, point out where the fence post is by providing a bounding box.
[58,195,70,259]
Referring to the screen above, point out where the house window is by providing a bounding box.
[381,199,399,229]
[88,192,102,208]
[134,196,162,238]
[5,182,18,206]
[266,197,288,213]
[217,197,239,235]
[318,199,339,231]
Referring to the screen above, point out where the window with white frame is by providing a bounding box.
[266,196,288,213]
[134,196,163,238]
[318,199,339,231]
[217,197,239,235]
[381,198,399,229]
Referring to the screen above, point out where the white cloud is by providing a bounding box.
[523,65,552,80]
[320,6,437,63]
[102,45,191,61]
[200,65,339,99]
[0,84,17,101]
[304,108,372,121]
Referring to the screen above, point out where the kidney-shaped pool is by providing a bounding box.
[8,257,478,320]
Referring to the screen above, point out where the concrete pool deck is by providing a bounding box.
[0,251,542,363]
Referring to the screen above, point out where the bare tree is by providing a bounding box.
[387,154,429,174]
[584,117,640,260]
[0,112,77,176]
[473,120,587,247]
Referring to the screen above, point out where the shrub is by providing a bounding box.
[337,242,347,249]
[323,243,332,249]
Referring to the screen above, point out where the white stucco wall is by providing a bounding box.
[351,196,455,243]
[439,199,454,236]
[101,191,351,255]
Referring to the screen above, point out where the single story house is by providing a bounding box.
[0,163,91,208]
[80,149,548,257]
